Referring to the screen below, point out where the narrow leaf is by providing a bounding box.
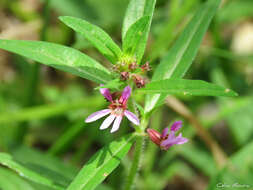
[122,16,150,57]
[145,0,221,112]
[122,0,156,63]
[122,0,145,39]
[0,40,113,84]
[0,168,35,190]
[67,134,135,190]
[141,79,237,97]
[0,153,64,190]
[59,16,122,63]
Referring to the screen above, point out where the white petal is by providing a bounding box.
[110,116,122,133]
[124,110,140,125]
[85,109,111,123]
[100,114,116,130]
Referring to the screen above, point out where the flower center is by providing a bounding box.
[161,134,169,141]
[108,99,127,116]
[112,108,124,116]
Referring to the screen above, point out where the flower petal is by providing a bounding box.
[160,133,188,148]
[100,114,116,130]
[110,116,122,133]
[175,133,188,144]
[85,109,111,123]
[121,85,131,102]
[160,137,177,148]
[124,110,140,125]
[99,87,113,102]
[161,127,169,138]
[170,121,182,132]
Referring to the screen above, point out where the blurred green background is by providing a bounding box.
[0,0,253,189]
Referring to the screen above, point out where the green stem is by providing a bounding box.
[124,135,144,190]
[123,92,149,190]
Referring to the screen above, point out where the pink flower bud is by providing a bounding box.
[141,62,151,72]
[128,62,137,71]
[120,72,129,80]
[147,129,161,146]
[132,74,146,88]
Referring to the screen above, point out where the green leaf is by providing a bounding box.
[0,40,113,84]
[67,134,135,190]
[0,153,64,190]
[145,0,221,112]
[122,16,150,57]
[122,0,156,63]
[140,79,237,97]
[0,167,35,190]
[149,0,199,60]
[59,16,122,63]
[122,0,145,39]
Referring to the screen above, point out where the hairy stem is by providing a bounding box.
[166,96,228,168]
[124,135,144,190]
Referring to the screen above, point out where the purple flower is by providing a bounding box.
[85,86,140,133]
[147,121,188,150]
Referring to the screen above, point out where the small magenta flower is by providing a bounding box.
[85,86,140,133]
[147,121,188,150]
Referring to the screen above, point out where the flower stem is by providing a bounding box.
[124,135,144,190]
